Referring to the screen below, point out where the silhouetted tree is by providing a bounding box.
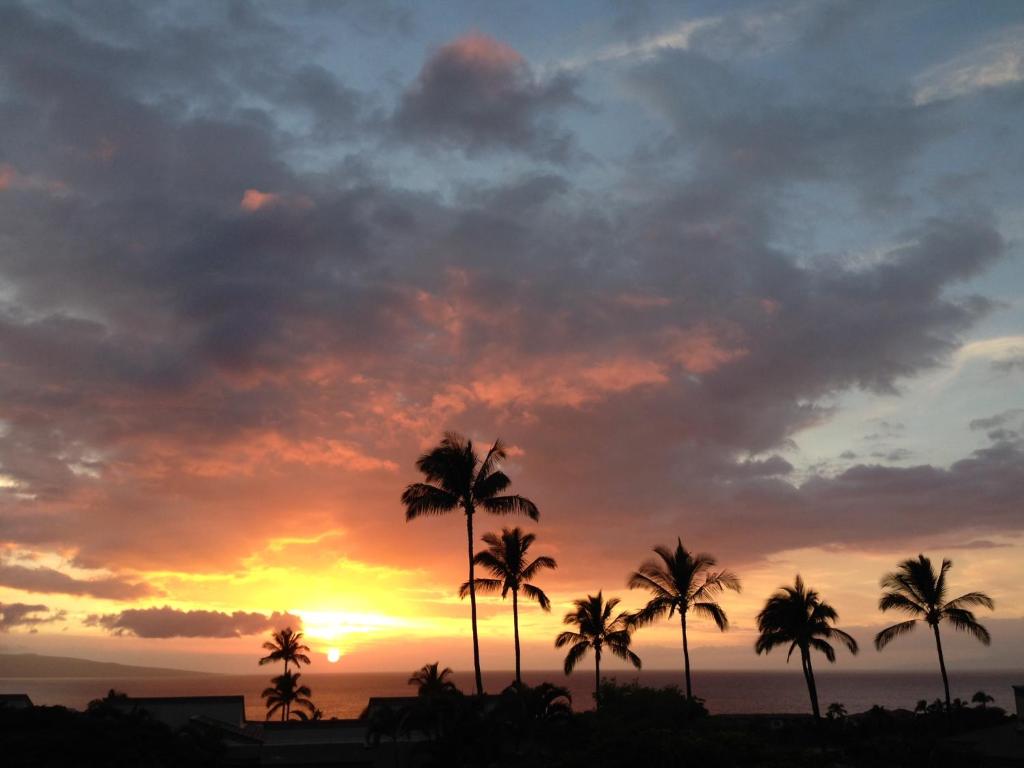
[259,627,311,675]
[409,662,459,697]
[628,538,740,698]
[874,554,994,713]
[555,592,641,707]
[261,671,315,721]
[972,690,994,709]
[460,527,557,684]
[826,702,847,721]
[755,575,858,720]
[402,432,539,696]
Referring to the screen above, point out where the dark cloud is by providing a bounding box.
[970,410,1023,431]
[85,607,303,638]
[393,33,580,161]
[0,602,66,632]
[0,561,155,600]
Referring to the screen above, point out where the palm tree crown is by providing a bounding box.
[628,538,740,698]
[401,432,539,522]
[460,527,556,607]
[875,555,994,649]
[460,527,557,684]
[401,432,539,695]
[259,627,311,674]
[875,554,994,712]
[755,575,858,720]
[408,662,459,697]
[261,670,315,721]
[555,592,640,706]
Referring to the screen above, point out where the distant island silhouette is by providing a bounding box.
[0,653,212,679]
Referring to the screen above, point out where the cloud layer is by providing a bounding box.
[0,0,1021,652]
[85,607,303,639]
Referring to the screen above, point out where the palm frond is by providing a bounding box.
[480,494,540,519]
[475,439,507,485]
[522,582,551,610]
[472,550,509,575]
[562,641,590,674]
[826,627,859,655]
[944,591,995,611]
[754,630,791,655]
[874,619,918,650]
[627,567,677,599]
[692,601,729,631]
[607,642,642,669]
[554,630,583,648]
[943,608,991,645]
[879,591,927,616]
[521,555,557,580]
[458,577,503,599]
[631,597,674,627]
[400,483,459,520]
[808,637,836,663]
[474,470,512,501]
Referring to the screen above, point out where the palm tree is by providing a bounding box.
[874,554,994,713]
[555,592,641,707]
[259,627,311,675]
[261,670,315,721]
[628,538,740,699]
[409,662,459,697]
[402,432,539,696]
[755,575,859,720]
[459,527,557,685]
[972,690,994,709]
[826,702,848,721]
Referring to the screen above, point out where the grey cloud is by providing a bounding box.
[0,561,155,600]
[393,34,581,161]
[970,410,1023,431]
[0,602,66,632]
[85,607,303,638]
[625,47,945,207]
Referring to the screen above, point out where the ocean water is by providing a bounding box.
[1,669,1019,722]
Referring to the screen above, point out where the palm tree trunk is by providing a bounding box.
[680,612,693,699]
[932,623,952,714]
[465,506,484,696]
[513,588,522,686]
[594,646,602,709]
[802,647,821,720]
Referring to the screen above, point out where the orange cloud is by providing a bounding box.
[665,325,748,374]
[444,33,524,72]
[240,189,282,211]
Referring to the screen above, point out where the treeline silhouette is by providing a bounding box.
[400,432,996,720]
[354,665,1008,767]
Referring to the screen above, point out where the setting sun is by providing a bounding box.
[326,647,342,664]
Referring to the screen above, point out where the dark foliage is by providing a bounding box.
[0,703,221,767]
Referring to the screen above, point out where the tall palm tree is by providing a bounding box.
[755,575,858,720]
[555,592,641,707]
[259,627,311,675]
[261,670,315,721]
[409,662,459,697]
[402,432,539,695]
[459,527,557,685]
[628,538,740,699]
[874,554,994,713]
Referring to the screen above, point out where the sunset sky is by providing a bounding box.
[0,1,1022,677]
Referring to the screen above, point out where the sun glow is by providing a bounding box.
[326,647,341,663]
